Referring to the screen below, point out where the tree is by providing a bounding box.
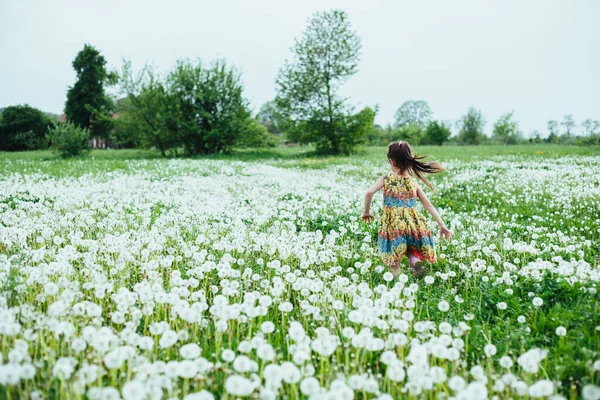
[581,119,600,136]
[396,124,424,145]
[457,107,485,145]
[276,9,368,154]
[492,111,521,145]
[394,100,432,129]
[166,59,252,155]
[65,44,116,137]
[119,61,175,156]
[0,104,52,151]
[546,120,559,143]
[119,58,255,155]
[423,120,451,145]
[561,114,576,136]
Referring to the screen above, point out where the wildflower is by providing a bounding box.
[438,300,450,312]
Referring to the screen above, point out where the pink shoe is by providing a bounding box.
[409,256,425,279]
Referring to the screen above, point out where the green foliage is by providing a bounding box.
[492,111,522,145]
[118,62,175,155]
[275,9,366,154]
[575,134,600,146]
[110,98,143,148]
[65,44,116,137]
[396,123,424,144]
[167,59,251,155]
[237,118,278,148]
[46,122,90,158]
[423,120,452,145]
[0,104,52,151]
[394,100,432,129]
[457,107,486,145]
[118,59,254,155]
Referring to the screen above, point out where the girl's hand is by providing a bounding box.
[361,213,374,223]
[439,226,453,240]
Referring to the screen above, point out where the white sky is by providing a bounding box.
[1,0,598,136]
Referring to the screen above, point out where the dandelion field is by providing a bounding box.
[0,146,599,400]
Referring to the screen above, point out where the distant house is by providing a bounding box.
[59,112,120,149]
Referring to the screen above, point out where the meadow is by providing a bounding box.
[0,145,599,400]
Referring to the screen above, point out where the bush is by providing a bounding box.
[46,122,90,158]
[423,121,451,145]
[396,124,424,145]
[0,104,52,151]
[237,118,278,148]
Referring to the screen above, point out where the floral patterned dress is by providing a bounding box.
[378,173,437,267]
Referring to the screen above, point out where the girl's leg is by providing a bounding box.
[391,262,400,278]
[407,248,420,267]
[407,248,426,279]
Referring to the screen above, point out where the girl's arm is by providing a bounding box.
[362,175,385,223]
[416,184,453,239]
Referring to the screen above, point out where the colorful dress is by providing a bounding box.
[378,173,437,267]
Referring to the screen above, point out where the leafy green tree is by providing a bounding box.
[457,107,486,145]
[276,9,367,154]
[493,111,522,145]
[423,120,451,145]
[0,104,52,151]
[119,59,254,155]
[46,121,90,157]
[65,44,117,137]
[166,59,252,155]
[394,100,432,129]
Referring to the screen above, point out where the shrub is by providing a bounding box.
[46,122,90,158]
[0,104,52,151]
[423,121,451,146]
[237,118,278,148]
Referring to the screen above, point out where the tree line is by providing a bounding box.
[1,9,599,156]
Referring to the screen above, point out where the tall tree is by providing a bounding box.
[457,107,486,145]
[65,44,116,137]
[394,100,432,129]
[492,111,521,145]
[561,114,576,136]
[276,9,368,154]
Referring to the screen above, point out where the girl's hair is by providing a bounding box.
[387,141,445,191]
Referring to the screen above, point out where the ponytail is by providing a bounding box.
[387,141,445,191]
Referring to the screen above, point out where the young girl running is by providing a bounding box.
[362,141,452,279]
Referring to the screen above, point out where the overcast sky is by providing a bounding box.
[1,0,597,136]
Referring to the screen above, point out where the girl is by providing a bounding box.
[362,141,452,279]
